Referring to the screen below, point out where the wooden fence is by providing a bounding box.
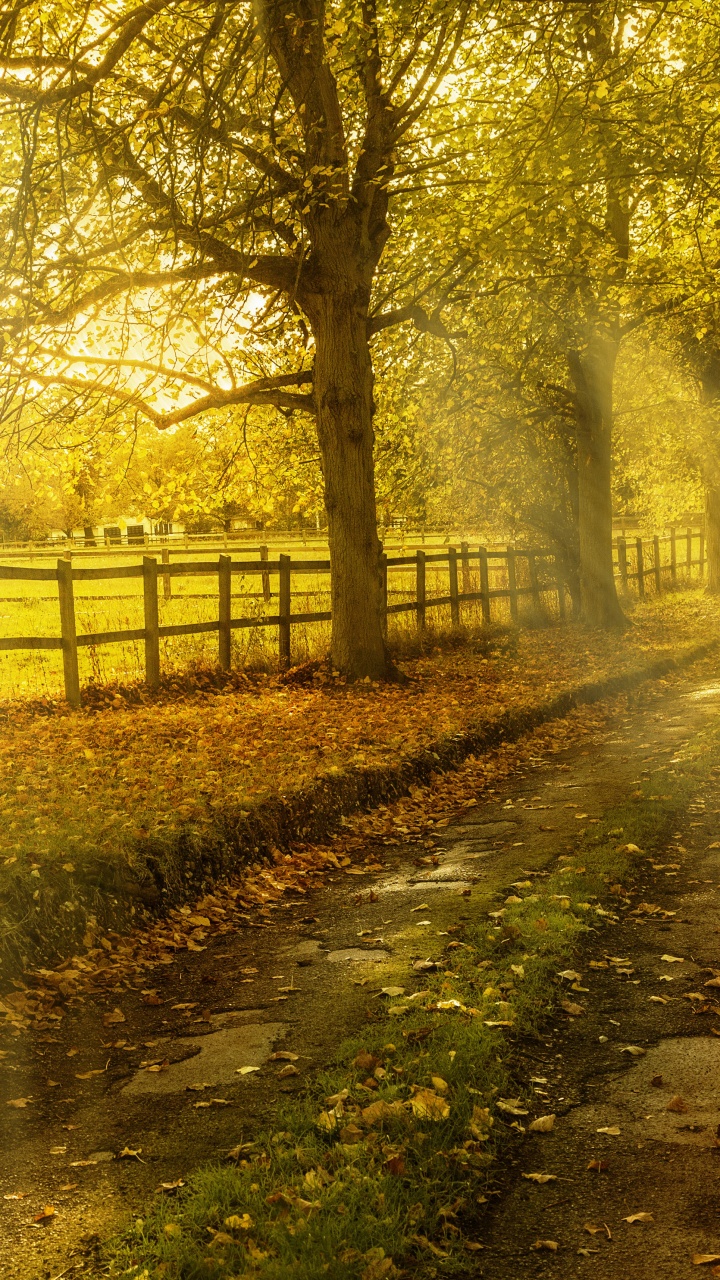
[0,528,705,708]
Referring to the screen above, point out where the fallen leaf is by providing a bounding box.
[33,1205,55,1223]
[236,1065,260,1075]
[225,1213,253,1230]
[118,1147,143,1160]
[409,1088,451,1121]
[522,1173,557,1183]
[666,1096,688,1113]
[692,1256,720,1266]
[497,1098,529,1116]
[164,1223,182,1239]
[102,1008,126,1026]
[561,1000,585,1017]
[469,1105,493,1141]
[362,1099,407,1127]
[277,1064,300,1078]
[339,1124,365,1144]
[532,1239,558,1252]
[269,1051,299,1062]
[621,1046,646,1057]
[584,1223,604,1235]
[586,1159,609,1172]
[528,1114,555,1132]
[660,955,685,963]
[6,1098,31,1108]
[557,970,583,981]
[623,1212,654,1224]
[596,1126,621,1136]
[411,1235,448,1258]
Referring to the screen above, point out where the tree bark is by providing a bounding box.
[567,333,628,629]
[309,287,388,679]
[705,481,720,593]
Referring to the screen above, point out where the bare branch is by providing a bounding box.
[19,369,315,428]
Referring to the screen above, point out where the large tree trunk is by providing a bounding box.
[705,480,720,594]
[567,334,627,629]
[311,291,388,680]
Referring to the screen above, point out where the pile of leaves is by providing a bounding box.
[0,591,714,900]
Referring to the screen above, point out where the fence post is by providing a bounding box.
[260,543,271,603]
[687,527,693,579]
[506,544,519,622]
[278,553,291,667]
[57,558,80,709]
[670,527,677,584]
[617,537,628,592]
[479,546,491,624]
[416,548,426,630]
[653,534,662,593]
[528,552,541,612]
[448,546,460,627]
[636,537,645,599]
[143,557,160,688]
[555,555,566,620]
[161,546,171,601]
[460,540,472,596]
[700,527,705,579]
[381,551,388,639]
[219,554,232,671]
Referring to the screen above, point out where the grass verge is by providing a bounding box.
[102,770,696,1280]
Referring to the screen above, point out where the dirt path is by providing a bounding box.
[484,675,720,1277]
[3,661,720,1279]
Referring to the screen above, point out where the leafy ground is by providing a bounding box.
[0,590,716,905]
[94,672,711,1280]
[3,649,719,1280]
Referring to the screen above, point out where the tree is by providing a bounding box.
[440,1,720,627]
[0,0,483,678]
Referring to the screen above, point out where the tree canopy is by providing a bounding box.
[1,0,720,657]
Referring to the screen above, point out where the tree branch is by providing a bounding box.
[367,303,460,340]
[20,369,315,427]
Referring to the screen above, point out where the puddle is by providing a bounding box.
[455,818,520,834]
[405,877,475,887]
[686,685,720,701]
[122,1021,286,1096]
[326,948,389,964]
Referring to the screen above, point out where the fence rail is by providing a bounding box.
[0,527,706,707]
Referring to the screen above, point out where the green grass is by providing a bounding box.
[101,764,698,1280]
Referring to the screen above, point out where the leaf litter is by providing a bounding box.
[0,687,645,1033]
